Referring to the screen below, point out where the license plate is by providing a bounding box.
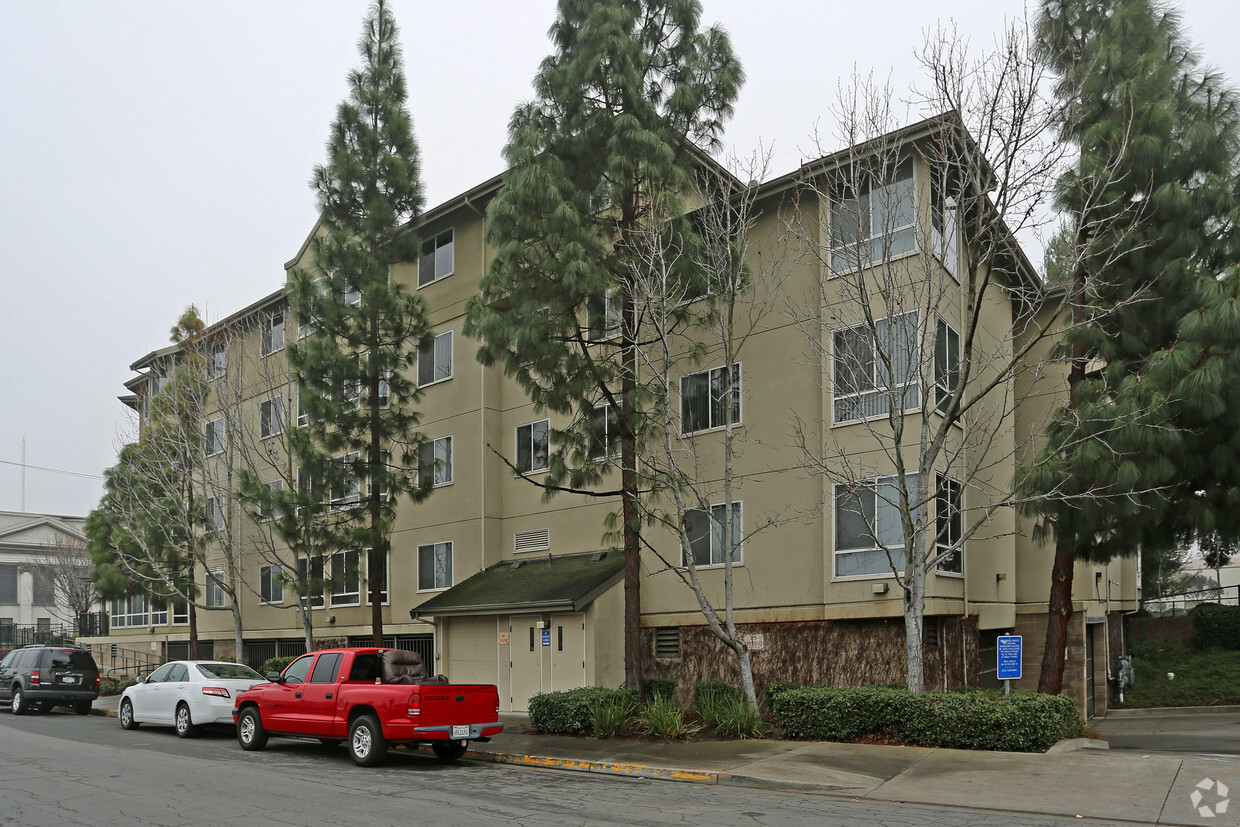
[450,725,470,739]
[62,676,78,685]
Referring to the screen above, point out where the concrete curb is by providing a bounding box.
[1045,737,1109,754]
[463,748,720,785]
[1107,704,1240,717]
[91,707,117,718]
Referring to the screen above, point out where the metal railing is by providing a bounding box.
[1140,584,1239,616]
[0,623,77,649]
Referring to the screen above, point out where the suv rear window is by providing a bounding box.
[48,650,97,670]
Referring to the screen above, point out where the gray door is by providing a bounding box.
[1085,624,1097,718]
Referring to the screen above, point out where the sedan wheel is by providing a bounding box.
[175,704,196,738]
[119,699,140,730]
[10,687,26,716]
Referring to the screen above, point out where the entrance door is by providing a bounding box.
[509,617,544,712]
[549,614,586,693]
[1085,624,1097,718]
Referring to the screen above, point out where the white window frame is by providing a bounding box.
[832,312,919,424]
[329,550,360,607]
[204,417,226,457]
[170,600,189,626]
[419,436,453,488]
[590,405,620,459]
[261,311,285,357]
[681,501,743,568]
[260,396,284,439]
[418,229,454,287]
[260,564,284,604]
[936,475,964,575]
[261,479,284,521]
[208,346,226,381]
[829,160,916,274]
[934,318,961,415]
[833,475,916,580]
[681,364,741,435]
[205,569,226,608]
[588,288,620,342]
[298,277,326,339]
[516,419,549,474]
[297,379,309,427]
[418,330,453,387]
[330,452,360,510]
[417,541,453,592]
[109,595,148,629]
[298,555,325,609]
[206,495,226,533]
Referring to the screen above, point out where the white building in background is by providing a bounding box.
[0,510,90,642]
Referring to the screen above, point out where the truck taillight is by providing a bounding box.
[407,690,421,717]
[202,686,230,699]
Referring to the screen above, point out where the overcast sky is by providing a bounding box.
[2,0,1237,518]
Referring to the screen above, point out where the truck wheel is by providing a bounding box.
[432,740,467,762]
[237,707,268,751]
[10,686,26,716]
[175,704,197,738]
[119,699,140,730]
[73,701,92,716]
[349,714,387,767]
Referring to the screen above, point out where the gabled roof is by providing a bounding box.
[410,550,624,618]
[0,511,87,551]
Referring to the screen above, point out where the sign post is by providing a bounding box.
[996,634,1022,697]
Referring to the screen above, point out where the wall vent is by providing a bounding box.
[514,528,550,553]
[654,627,681,660]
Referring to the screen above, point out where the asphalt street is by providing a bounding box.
[0,709,1120,827]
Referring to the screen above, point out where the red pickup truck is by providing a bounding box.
[232,647,502,767]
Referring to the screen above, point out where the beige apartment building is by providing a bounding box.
[90,118,1137,717]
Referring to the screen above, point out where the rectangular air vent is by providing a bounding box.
[514,528,550,553]
[654,627,681,660]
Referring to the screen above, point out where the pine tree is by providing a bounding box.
[465,0,742,690]
[1023,0,1240,693]
[282,0,433,646]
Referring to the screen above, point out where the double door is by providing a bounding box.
[509,614,585,712]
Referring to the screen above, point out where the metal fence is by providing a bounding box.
[242,635,434,671]
[0,623,76,648]
[1141,584,1239,616]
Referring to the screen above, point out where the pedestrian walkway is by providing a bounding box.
[90,696,1240,825]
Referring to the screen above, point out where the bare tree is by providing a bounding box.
[786,21,1072,692]
[622,152,793,710]
[31,535,95,627]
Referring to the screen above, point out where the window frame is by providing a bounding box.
[204,417,226,457]
[590,405,621,460]
[205,569,226,608]
[261,311,285,357]
[935,475,964,575]
[828,160,916,274]
[680,363,741,435]
[206,495,226,533]
[417,330,453,387]
[329,550,361,607]
[419,436,453,489]
[418,229,455,287]
[417,541,453,592]
[934,318,962,415]
[681,501,743,568]
[260,564,284,604]
[330,452,361,510]
[832,312,920,425]
[516,419,550,474]
[260,395,284,439]
[297,555,325,609]
[833,475,916,580]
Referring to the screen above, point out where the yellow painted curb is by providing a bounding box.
[467,749,718,784]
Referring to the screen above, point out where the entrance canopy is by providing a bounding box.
[409,551,624,619]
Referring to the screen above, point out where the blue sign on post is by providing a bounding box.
[997,635,1022,680]
[541,629,552,647]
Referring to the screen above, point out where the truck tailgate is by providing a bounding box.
[409,684,499,737]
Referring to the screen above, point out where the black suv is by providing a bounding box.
[0,645,100,715]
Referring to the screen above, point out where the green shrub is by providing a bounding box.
[529,687,637,735]
[642,676,677,702]
[99,677,136,696]
[764,680,801,704]
[770,685,1082,752]
[1191,603,1240,650]
[707,695,766,739]
[259,656,298,677]
[637,694,700,741]
[591,693,638,738]
[693,681,740,728]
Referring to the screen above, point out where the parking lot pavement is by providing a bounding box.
[1097,706,1240,755]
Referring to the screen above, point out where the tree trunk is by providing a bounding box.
[904,568,926,693]
[232,605,244,665]
[188,601,198,660]
[1038,534,1075,694]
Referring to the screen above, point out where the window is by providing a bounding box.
[261,311,285,356]
[207,495,226,532]
[297,379,310,427]
[931,168,961,277]
[209,346,226,380]
[205,569,226,608]
[418,330,453,386]
[367,549,388,605]
[516,419,549,474]
[150,361,169,396]
[419,437,453,488]
[832,313,919,423]
[260,396,284,438]
[590,405,621,459]
[342,354,361,408]
[829,161,915,272]
[934,319,961,414]
[418,541,452,591]
[33,570,54,606]
[171,600,189,625]
[150,603,168,626]
[683,502,743,567]
[330,550,360,606]
[298,277,326,339]
[260,564,284,604]
[369,451,391,502]
[296,467,320,516]
[342,275,360,308]
[681,364,740,434]
[936,475,963,574]
[310,652,343,684]
[261,479,284,521]
[297,555,325,609]
[330,453,360,510]
[834,475,915,577]
[204,417,226,456]
[588,289,620,342]
[0,564,17,604]
[419,229,454,286]
[282,654,313,685]
[110,595,147,628]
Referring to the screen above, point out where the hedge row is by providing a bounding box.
[529,687,637,735]
[770,685,1083,752]
[1191,603,1240,650]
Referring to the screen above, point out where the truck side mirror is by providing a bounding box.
[267,672,284,683]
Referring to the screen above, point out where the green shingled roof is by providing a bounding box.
[410,551,624,618]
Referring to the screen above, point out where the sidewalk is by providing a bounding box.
[90,697,1240,825]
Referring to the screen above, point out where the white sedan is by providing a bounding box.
[118,660,267,737]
